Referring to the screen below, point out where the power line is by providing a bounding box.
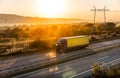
[110,11,120,12]
[90,5,109,24]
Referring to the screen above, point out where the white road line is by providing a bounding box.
[55,68,73,74]
[69,57,120,78]
[98,56,109,60]
[69,69,91,78]
[101,57,120,66]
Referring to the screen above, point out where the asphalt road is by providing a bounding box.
[14,46,120,78]
[0,39,120,72]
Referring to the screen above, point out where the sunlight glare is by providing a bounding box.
[35,0,67,18]
[45,51,56,59]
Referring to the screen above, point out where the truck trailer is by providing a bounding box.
[56,36,89,53]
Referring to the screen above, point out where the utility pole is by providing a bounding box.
[91,6,96,25]
[103,5,109,24]
[90,5,109,24]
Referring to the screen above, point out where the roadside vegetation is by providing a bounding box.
[1,22,120,51]
[92,62,120,78]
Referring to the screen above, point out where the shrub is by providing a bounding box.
[30,39,50,51]
[91,62,102,78]
[92,62,120,78]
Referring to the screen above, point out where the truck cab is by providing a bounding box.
[56,39,67,53]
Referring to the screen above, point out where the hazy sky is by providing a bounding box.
[0,0,120,21]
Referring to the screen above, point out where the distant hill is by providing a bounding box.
[0,14,89,26]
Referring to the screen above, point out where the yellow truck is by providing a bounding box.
[56,36,89,53]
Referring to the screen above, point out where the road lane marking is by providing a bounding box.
[69,57,120,78]
[101,57,120,66]
[55,68,73,74]
[69,69,91,78]
[98,56,109,60]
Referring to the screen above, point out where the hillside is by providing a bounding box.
[0,14,86,25]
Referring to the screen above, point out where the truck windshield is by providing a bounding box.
[56,39,62,43]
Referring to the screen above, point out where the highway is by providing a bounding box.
[0,39,120,72]
[0,39,120,77]
[14,47,120,78]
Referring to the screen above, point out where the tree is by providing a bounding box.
[92,62,120,78]
[91,62,102,78]
[4,27,12,38]
[96,22,116,35]
[102,62,114,78]
[30,39,50,51]
[105,22,116,34]
[84,23,95,35]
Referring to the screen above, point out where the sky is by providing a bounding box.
[0,0,120,22]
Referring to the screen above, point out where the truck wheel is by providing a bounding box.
[60,49,66,53]
[56,49,62,54]
[60,49,63,53]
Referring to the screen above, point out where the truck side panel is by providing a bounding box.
[67,37,89,48]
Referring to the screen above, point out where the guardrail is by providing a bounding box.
[0,39,120,77]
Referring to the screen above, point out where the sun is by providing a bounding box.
[35,0,67,18]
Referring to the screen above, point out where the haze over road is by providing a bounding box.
[14,46,120,78]
[0,39,120,72]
